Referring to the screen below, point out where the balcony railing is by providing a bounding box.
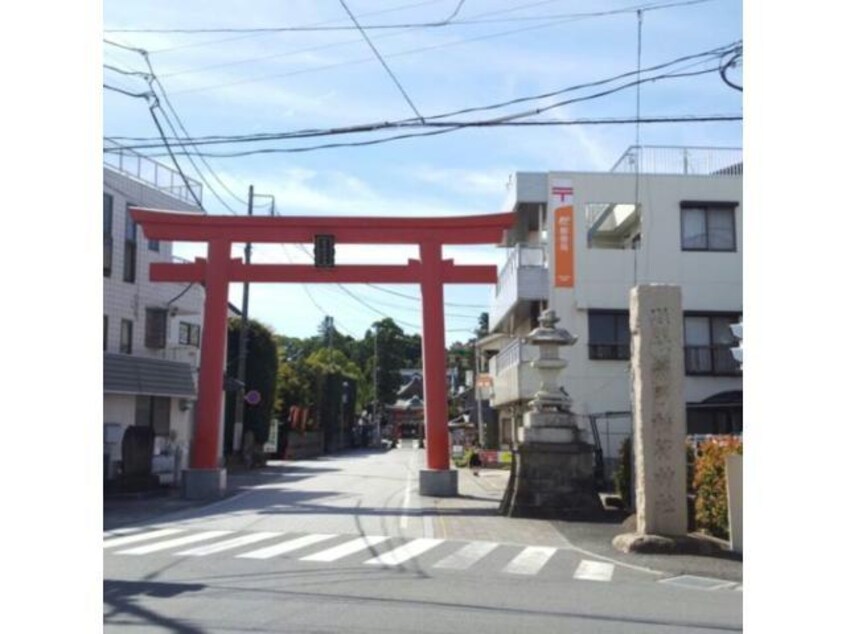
[495,244,545,296]
[685,345,741,375]
[104,140,203,205]
[610,146,742,176]
[491,244,548,330]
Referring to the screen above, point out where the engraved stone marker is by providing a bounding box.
[630,285,687,537]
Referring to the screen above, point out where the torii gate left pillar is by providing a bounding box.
[132,208,514,499]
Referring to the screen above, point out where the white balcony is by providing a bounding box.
[490,244,548,331]
[488,339,541,407]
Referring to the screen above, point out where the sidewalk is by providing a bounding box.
[432,465,743,583]
[103,466,283,531]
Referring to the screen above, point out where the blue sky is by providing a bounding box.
[103,0,743,341]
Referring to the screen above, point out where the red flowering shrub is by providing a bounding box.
[692,436,743,539]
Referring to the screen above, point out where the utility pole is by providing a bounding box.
[475,344,484,448]
[234,185,254,456]
[373,324,380,447]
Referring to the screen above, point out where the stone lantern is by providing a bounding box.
[500,309,602,519]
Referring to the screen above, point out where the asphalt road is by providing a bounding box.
[104,447,742,633]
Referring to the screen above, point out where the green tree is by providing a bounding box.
[225,318,279,452]
[475,312,489,338]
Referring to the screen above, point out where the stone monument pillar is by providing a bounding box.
[500,310,602,519]
[614,285,714,553]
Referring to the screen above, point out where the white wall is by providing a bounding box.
[544,171,742,416]
[103,168,205,362]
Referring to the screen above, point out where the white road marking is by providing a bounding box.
[573,559,615,582]
[176,532,281,556]
[364,538,444,566]
[237,534,337,560]
[103,527,143,538]
[103,528,184,549]
[301,535,390,562]
[502,546,557,575]
[433,541,499,570]
[659,575,738,591]
[116,531,233,555]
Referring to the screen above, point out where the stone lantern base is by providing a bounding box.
[499,440,603,520]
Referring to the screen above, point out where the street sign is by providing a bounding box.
[245,390,261,405]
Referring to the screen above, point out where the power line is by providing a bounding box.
[105,41,738,151]
[106,43,251,215]
[146,99,205,209]
[105,0,718,33]
[146,0,463,55]
[720,48,742,91]
[153,0,603,79]
[365,284,489,309]
[338,0,426,121]
[163,4,728,98]
[144,59,249,212]
[104,83,151,99]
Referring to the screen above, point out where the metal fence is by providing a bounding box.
[610,145,742,176]
[104,140,203,205]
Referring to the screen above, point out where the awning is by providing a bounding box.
[104,353,197,398]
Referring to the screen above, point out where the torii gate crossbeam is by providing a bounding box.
[132,208,515,498]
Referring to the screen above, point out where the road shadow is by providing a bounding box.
[103,579,207,633]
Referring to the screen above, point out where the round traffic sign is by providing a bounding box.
[245,390,261,405]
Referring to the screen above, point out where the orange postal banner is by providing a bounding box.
[554,205,574,287]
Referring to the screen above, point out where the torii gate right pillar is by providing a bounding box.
[418,241,458,496]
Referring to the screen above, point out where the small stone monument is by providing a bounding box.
[500,309,602,519]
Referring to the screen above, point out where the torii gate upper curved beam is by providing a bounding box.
[132,207,515,497]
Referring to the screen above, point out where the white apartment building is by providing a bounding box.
[103,145,206,483]
[483,146,742,472]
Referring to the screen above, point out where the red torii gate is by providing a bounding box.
[131,208,515,498]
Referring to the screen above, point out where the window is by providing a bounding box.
[103,315,108,351]
[588,310,630,360]
[123,203,137,283]
[684,313,741,375]
[681,202,737,251]
[586,202,641,250]
[145,308,168,349]
[135,396,171,437]
[104,193,113,277]
[148,238,160,252]
[120,319,133,354]
[179,321,201,347]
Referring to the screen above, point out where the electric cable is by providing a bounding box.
[106,0,716,33]
[338,0,426,121]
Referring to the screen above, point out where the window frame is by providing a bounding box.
[179,321,201,347]
[683,311,741,376]
[680,201,738,253]
[145,307,168,349]
[104,193,113,277]
[123,202,138,283]
[587,309,631,361]
[119,319,133,355]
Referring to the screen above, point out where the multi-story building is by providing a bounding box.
[103,144,206,484]
[483,146,742,474]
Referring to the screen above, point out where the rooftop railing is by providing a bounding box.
[610,145,742,176]
[103,140,203,206]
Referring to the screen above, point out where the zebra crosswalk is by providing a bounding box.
[104,527,616,582]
